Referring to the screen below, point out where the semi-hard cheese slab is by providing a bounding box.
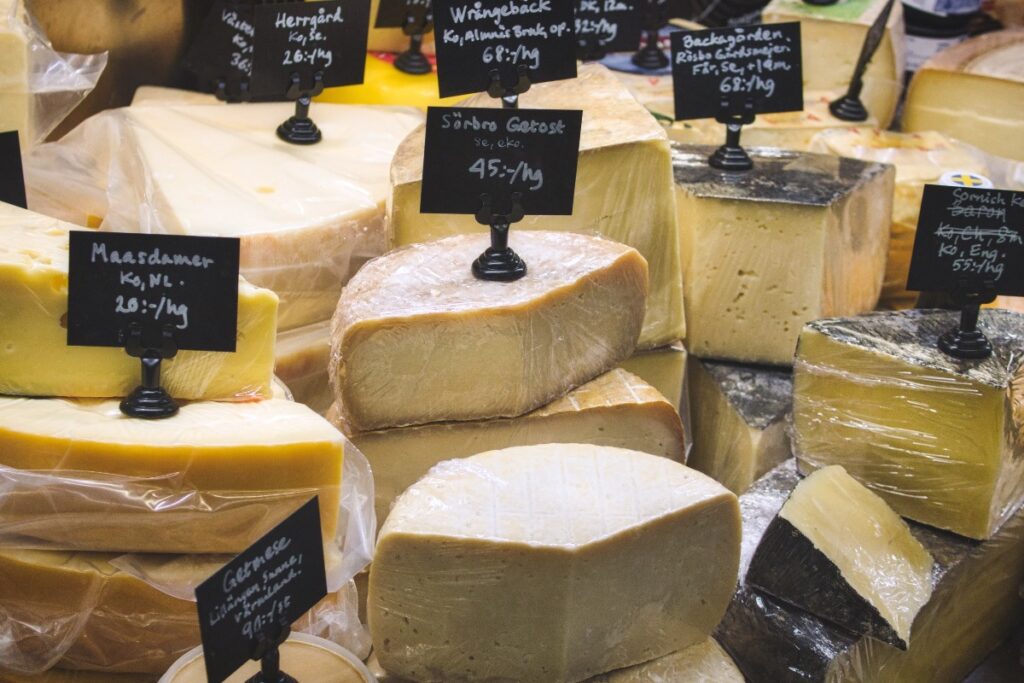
[0,396,343,553]
[0,202,277,401]
[810,129,991,309]
[762,0,905,127]
[619,342,688,414]
[746,465,934,649]
[330,231,648,431]
[716,460,1024,683]
[329,369,685,524]
[904,29,1024,162]
[388,64,684,350]
[673,144,893,366]
[793,309,1024,540]
[369,444,741,683]
[275,320,332,415]
[688,358,792,494]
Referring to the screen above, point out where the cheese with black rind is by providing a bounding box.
[673,144,893,365]
[793,309,1024,539]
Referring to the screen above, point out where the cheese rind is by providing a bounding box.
[275,320,332,415]
[369,445,741,683]
[792,309,1024,539]
[746,465,934,649]
[0,202,277,401]
[674,144,894,365]
[688,358,792,494]
[330,231,648,431]
[387,64,684,349]
[0,396,343,553]
[330,370,685,524]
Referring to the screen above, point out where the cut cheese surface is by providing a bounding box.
[673,144,893,366]
[763,0,905,127]
[330,369,685,524]
[904,30,1024,161]
[809,129,990,309]
[0,1,30,142]
[26,102,423,330]
[0,396,343,553]
[619,342,688,413]
[388,64,684,349]
[589,639,744,683]
[0,202,277,401]
[330,231,648,431]
[747,465,934,649]
[793,309,1024,539]
[688,358,792,494]
[275,320,332,415]
[369,444,740,683]
[717,460,1024,683]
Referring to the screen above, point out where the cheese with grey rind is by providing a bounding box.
[331,231,649,431]
[369,444,741,683]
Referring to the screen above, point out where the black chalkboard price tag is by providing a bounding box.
[376,0,431,27]
[574,0,643,55]
[433,0,577,98]
[420,106,583,216]
[195,497,328,683]
[669,22,803,121]
[0,130,26,209]
[184,0,255,99]
[249,0,370,100]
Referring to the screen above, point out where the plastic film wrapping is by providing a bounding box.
[369,445,740,683]
[387,63,684,351]
[330,231,649,432]
[716,460,1024,683]
[0,397,351,553]
[23,101,424,331]
[275,320,333,416]
[792,309,1024,540]
[0,1,106,147]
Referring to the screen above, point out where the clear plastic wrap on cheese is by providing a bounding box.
[793,309,1024,540]
[23,101,424,330]
[275,320,332,415]
[716,460,1024,683]
[0,202,277,401]
[0,396,349,553]
[369,444,740,683]
[387,64,684,350]
[330,231,649,432]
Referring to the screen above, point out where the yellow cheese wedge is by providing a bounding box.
[904,29,1024,162]
[330,369,685,524]
[810,129,990,309]
[793,309,1024,539]
[317,53,459,108]
[0,202,277,401]
[674,144,894,365]
[0,396,343,553]
[330,231,648,431]
[275,320,332,415]
[387,63,684,349]
[370,445,740,683]
[0,0,30,141]
[763,0,905,127]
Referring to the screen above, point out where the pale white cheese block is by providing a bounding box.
[369,444,741,683]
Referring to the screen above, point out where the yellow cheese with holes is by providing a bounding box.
[369,444,740,683]
[0,202,277,400]
[0,396,343,553]
[387,64,684,349]
[275,320,332,415]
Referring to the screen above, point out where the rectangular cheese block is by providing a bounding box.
[0,0,30,142]
[716,460,1024,683]
[387,63,684,350]
[0,202,277,401]
[369,444,741,682]
[25,101,424,330]
[331,231,648,431]
[674,144,893,366]
[809,129,991,309]
[0,396,343,553]
[688,358,792,494]
[904,29,1024,162]
[275,320,332,415]
[763,0,905,128]
[746,465,934,649]
[0,549,356,675]
[331,369,686,524]
[793,309,1024,539]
